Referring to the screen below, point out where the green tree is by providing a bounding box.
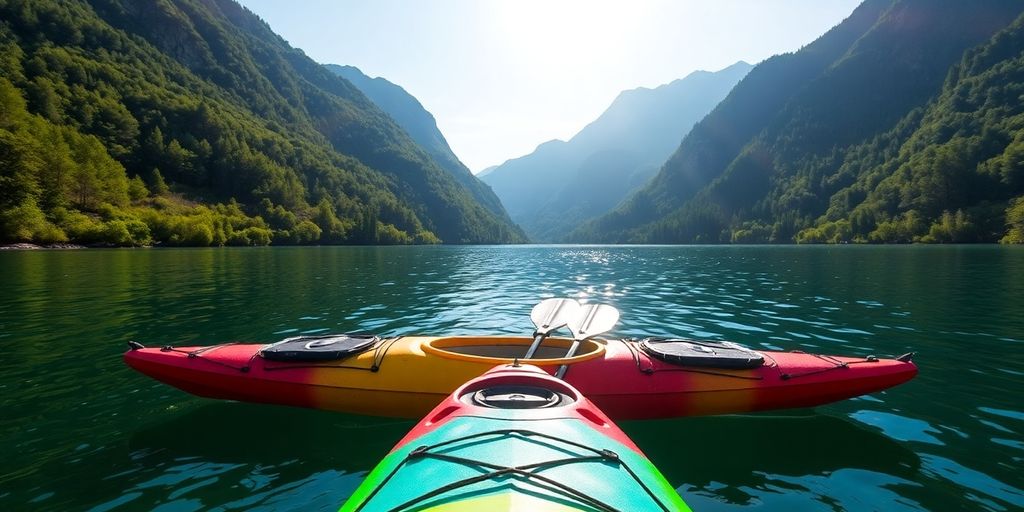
[293,220,322,244]
[1002,196,1024,243]
[146,168,169,196]
[312,198,346,242]
[0,198,65,243]
[923,210,976,243]
[128,175,148,201]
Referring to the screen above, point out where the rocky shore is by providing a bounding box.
[0,243,87,250]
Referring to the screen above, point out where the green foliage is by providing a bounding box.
[868,211,927,243]
[50,206,149,246]
[174,219,213,246]
[292,220,322,244]
[95,219,149,246]
[228,226,272,247]
[0,0,524,246]
[54,207,102,241]
[127,175,148,201]
[145,168,169,196]
[0,128,43,211]
[414,230,442,244]
[67,133,128,209]
[376,222,412,245]
[796,220,852,244]
[259,198,296,231]
[922,210,976,243]
[136,199,269,247]
[0,198,65,242]
[1002,196,1024,243]
[312,198,347,243]
[0,76,134,243]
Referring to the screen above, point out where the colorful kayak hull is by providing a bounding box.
[339,364,690,511]
[124,336,917,419]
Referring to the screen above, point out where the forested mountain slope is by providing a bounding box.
[482,62,751,241]
[804,11,1024,243]
[0,0,525,245]
[325,64,512,221]
[573,0,1024,244]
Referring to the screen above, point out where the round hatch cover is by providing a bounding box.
[472,385,561,409]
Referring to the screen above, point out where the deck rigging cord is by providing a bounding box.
[151,336,404,373]
[349,428,672,512]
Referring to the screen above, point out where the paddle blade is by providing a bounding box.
[567,303,620,340]
[530,298,580,335]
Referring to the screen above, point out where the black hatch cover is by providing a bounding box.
[639,338,764,369]
[260,334,378,362]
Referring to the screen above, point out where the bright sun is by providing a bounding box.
[487,0,647,77]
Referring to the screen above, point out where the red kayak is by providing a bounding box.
[124,335,917,419]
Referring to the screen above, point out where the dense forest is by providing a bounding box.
[572,0,1024,244]
[0,0,525,246]
[325,64,511,221]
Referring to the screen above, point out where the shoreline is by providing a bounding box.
[1,242,1019,251]
[0,243,88,250]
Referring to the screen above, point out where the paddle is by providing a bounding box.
[555,303,620,379]
[524,298,581,359]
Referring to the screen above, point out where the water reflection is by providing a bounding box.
[108,403,413,511]
[623,414,920,506]
[129,403,413,471]
[1,246,1022,511]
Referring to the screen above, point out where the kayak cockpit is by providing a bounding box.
[421,336,605,365]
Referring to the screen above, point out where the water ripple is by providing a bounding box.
[1,245,1022,511]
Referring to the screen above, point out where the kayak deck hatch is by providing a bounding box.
[640,338,765,369]
[259,333,378,362]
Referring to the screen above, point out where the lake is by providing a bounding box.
[1,245,1022,511]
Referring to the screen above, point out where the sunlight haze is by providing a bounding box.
[237,0,861,172]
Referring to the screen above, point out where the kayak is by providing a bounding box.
[124,334,917,419]
[339,363,691,511]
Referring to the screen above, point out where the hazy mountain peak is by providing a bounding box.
[481,62,753,240]
[571,0,1024,244]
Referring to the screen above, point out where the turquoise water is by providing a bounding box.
[0,245,1022,511]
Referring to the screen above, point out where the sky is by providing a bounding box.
[237,0,862,173]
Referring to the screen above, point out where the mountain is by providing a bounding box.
[573,0,1024,244]
[481,61,752,241]
[0,0,525,246]
[804,10,1024,244]
[476,165,499,178]
[324,64,513,221]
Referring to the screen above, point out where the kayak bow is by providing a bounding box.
[339,363,691,511]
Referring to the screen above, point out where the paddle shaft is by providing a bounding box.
[557,305,602,378]
[524,333,545,359]
[554,339,584,379]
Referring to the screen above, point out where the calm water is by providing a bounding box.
[1,246,1022,511]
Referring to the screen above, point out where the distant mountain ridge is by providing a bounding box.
[325,64,513,221]
[482,61,753,241]
[572,0,1024,244]
[476,165,499,178]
